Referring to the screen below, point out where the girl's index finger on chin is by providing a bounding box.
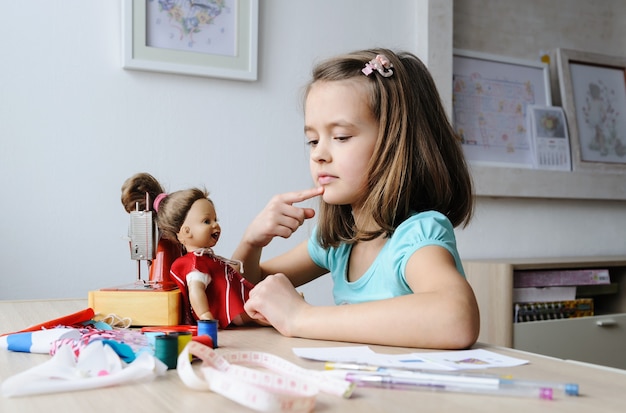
[284,187,323,205]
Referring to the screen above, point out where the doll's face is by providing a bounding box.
[177,198,221,251]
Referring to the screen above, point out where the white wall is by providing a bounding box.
[1,0,625,304]
[453,0,626,260]
[0,0,420,303]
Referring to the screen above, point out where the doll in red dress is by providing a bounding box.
[121,173,257,328]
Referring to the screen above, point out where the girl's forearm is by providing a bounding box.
[232,241,265,284]
[292,292,479,349]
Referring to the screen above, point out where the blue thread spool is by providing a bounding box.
[197,319,218,348]
[143,332,165,356]
[154,334,178,369]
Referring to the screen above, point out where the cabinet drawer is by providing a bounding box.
[513,313,626,369]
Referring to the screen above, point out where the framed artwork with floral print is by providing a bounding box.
[122,0,258,81]
[452,49,552,168]
[553,48,626,171]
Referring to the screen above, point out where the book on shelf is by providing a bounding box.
[513,298,594,323]
[513,286,576,303]
[576,283,620,296]
[513,268,610,288]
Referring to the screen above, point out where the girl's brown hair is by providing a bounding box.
[305,48,473,248]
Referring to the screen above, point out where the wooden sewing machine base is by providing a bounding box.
[87,288,181,326]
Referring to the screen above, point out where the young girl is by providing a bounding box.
[121,173,256,328]
[233,49,480,349]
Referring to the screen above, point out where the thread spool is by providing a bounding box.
[143,331,165,355]
[170,331,193,360]
[197,319,218,348]
[154,334,178,369]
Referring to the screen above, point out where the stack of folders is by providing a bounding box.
[512,268,610,323]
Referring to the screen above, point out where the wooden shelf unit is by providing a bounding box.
[464,256,626,369]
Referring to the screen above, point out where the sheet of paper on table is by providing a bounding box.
[292,347,528,371]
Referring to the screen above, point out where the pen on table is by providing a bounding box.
[345,372,555,400]
[325,362,578,396]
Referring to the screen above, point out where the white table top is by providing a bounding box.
[1,299,625,412]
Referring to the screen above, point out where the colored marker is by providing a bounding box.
[346,372,554,400]
[325,362,578,396]
[0,328,81,353]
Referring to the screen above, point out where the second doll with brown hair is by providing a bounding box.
[121,172,257,328]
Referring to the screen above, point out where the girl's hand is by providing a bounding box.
[243,187,323,247]
[244,273,308,336]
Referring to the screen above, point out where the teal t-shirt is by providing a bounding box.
[307,211,465,305]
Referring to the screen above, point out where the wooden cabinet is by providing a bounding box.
[464,257,626,369]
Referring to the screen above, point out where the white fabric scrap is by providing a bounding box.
[2,341,167,397]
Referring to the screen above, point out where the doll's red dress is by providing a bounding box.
[170,248,254,328]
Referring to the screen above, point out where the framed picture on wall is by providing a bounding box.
[452,49,552,168]
[554,48,626,172]
[122,0,258,81]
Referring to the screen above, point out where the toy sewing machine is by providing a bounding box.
[88,196,181,326]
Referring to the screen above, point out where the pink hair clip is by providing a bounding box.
[153,193,168,212]
[362,54,394,78]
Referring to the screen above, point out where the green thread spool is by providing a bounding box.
[154,334,178,369]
